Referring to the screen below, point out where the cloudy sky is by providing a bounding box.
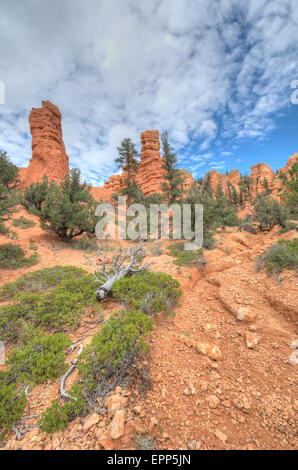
[0,0,297,186]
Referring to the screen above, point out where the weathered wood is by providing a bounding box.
[94,241,152,300]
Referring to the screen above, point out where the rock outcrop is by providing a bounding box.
[20,101,69,187]
[17,99,296,205]
[205,153,298,203]
[135,130,165,196]
[99,130,194,199]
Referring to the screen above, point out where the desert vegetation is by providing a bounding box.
[0,143,297,450]
[23,169,98,242]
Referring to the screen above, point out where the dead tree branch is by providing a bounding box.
[94,240,153,300]
[60,344,83,400]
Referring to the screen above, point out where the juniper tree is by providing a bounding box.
[24,169,97,242]
[251,194,288,231]
[23,175,49,212]
[161,131,184,203]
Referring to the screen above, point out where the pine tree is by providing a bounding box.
[161,131,184,203]
[115,138,140,202]
[232,185,239,207]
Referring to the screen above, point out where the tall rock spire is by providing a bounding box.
[22,100,69,186]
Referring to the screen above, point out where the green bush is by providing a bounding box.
[0,268,97,342]
[5,330,71,385]
[70,235,98,253]
[0,330,71,438]
[239,223,257,235]
[78,309,153,392]
[0,243,39,269]
[0,221,9,235]
[112,272,181,315]
[40,384,87,433]
[41,309,153,433]
[0,377,27,439]
[256,239,298,274]
[167,241,204,266]
[0,265,87,300]
[12,216,35,229]
[279,222,297,234]
[149,243,163,257]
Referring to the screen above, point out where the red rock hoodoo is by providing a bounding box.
[100,130,194,198]
[20,101,69,187]
[136,130,165,196]
[206,153,298,203]
[17,100,296,205]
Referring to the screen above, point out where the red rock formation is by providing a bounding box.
[21,101,69,187]
[136,130,165,196]
[250,163,275,200]
[205,153,298,202]
[97,130,194,200]
[209,169,240,197]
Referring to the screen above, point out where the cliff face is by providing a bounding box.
[100,130,194,198]
[20,100,69,187]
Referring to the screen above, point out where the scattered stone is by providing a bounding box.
[215,430,227,442]
[187,440,197,450]
[245,331,260,349]
[183,337,193,348]
[98,430,114,450]
[82,413,99,432]
[110,410,126,440]
[196,342,222,361]
[289,350,298,365]
[207,395,220,408]
[237,307,257,323]
[105,394,123,416]
[249,325,257,332]
[149,416,158,433]
[234,396,251,413]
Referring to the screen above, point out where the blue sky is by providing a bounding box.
[0,0,297,186]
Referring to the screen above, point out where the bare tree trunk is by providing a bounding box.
[94,240,152,300]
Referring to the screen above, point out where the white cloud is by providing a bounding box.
[0,0,297,184]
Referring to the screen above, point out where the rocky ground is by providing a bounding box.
[0,209,297,450]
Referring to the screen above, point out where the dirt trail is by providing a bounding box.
[138,229,297,450]
[0,213,297,450]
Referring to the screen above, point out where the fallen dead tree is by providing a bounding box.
[94,240,152,300]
